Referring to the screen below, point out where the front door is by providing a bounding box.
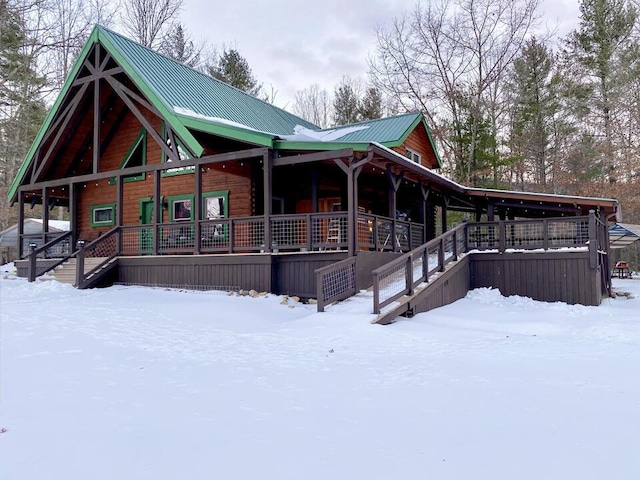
[139,200,154,253]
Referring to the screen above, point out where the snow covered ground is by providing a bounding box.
[1,265,639,479]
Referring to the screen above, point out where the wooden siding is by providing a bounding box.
[409,257,471,315]
[76,104,254,242]
[273,252,347,297]
[117,252,346,297]
[470,251,601,306]
[392,125,439,169]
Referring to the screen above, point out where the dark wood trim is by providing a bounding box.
[69,182,77,249]
[19,148,270,192]
[18,192,25,257]
[273,148,353,166]
[194,164,202,254]
[93,76,100,174]
[32,83,90,183]
[42,188,49,236]
[152,169,160,255]
[71,67,125,86]
[263,150,273,252]
[104,76,180,162]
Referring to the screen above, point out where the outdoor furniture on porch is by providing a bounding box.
[612,261,631,279]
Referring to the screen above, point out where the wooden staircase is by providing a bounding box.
[50,257,114,286]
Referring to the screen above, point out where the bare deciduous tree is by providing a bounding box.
[292,84,331,128]
[120,0,182,48]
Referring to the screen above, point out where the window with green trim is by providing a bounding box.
[90,203,115,227]
[168,194,195,222]
[162,122,194,176]
[109,129,146,184]
[202,190,229,220]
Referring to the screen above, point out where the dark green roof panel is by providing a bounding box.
[320,112,421,143]
[98,27,318,135]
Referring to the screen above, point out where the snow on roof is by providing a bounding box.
[173,106,277,136]
[281,125,371,142]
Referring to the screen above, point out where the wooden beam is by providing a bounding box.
[31,83,90,183]
[153,170,160,255]
[21,147,270,191]
[263,150,273,252]
[194,164,202,254]
[69,182,77,249]
[72,67,124,86]
[42,187,49,238]
[105,76,180,162]
[273,148,353,167]
[93,78,100,174]
[18,192,25,257]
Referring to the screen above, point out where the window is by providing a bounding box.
[203,191,228,220]
[162,122,194,176]
[109,129,146,184]
[405,147,421,164]
[170,196,194,222]
[90,204,115,227]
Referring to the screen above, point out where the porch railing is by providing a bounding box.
[25,231,73,281]
[116,212,423,256]
[369,211,608,315]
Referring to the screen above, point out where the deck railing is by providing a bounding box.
[113,212,422,256]
[25,231,73,281]
[370,211,609,315]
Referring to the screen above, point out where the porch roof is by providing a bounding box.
[367,143,620,219]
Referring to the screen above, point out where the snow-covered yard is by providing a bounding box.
[1,264,639,479]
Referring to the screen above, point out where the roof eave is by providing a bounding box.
[177,115,276,147]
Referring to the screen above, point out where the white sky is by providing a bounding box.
[181,0,581,109]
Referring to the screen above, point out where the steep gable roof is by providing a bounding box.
[8,26,444,202]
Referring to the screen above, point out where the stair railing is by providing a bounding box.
[75,226,120,288]
[26,231,73,282]
[372,223,468,314]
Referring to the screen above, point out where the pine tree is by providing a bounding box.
[332,76,360,126]
[161,23,201,68]
[566,0,639,181]
[0,0,47,229]
[207,48,262,97]
[358,87,383,121]
[508,37,561,188]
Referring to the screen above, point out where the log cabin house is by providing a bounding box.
[9,26,621,322]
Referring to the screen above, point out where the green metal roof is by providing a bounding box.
[8,26,443,202]
[315,112,421,143]
[98,27,318,136]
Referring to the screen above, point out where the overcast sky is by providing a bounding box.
[181,0,581,109]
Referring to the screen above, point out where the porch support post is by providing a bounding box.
[311,166,318,213]
[194,164,202,254]
[263,150,273,252]
[420,184,430,245]
[69,183,77,250]
[386,167,403,252]
[153,169,160,255]
[487,203,495,221]
[115,175,123,227]
[115,175,123,253]
[18,191,25,258]
[441,195,449,234]
[347,163,363,256]
[42,187,49,245]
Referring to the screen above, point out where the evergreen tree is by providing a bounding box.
[207,48,262,97]
[0,0,47,229]
[566,0,639,180]
[332,76,360,126]
[358,86,383,121]
[161,23,201,68]
[508,37,561,188]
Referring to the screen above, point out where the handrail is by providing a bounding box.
[75,226,120,288]
[25,231,73,282]
[315,255,357,312]
[372,223,467,314]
